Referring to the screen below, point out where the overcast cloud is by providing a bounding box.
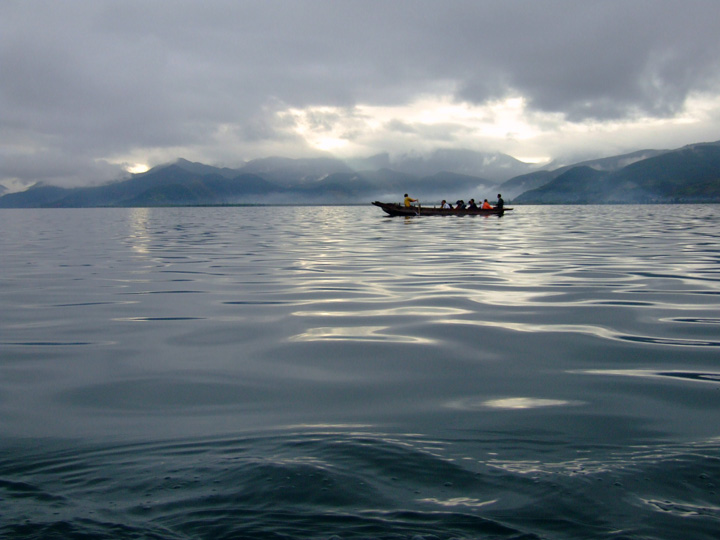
[2,0,720,188]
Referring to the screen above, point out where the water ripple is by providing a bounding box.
[2,205,720,539]
[290,325,435,343]
[447,397,585,410]
[578,369,720,384]
[2,428,719,540]
[618,335,720,347]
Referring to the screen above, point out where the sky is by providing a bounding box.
[2,0,720,189]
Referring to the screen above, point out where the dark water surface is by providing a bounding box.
[1,205,719,539]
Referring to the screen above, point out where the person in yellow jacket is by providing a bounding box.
[403,194,417,208]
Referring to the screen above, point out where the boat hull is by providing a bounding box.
[372,201,511,217]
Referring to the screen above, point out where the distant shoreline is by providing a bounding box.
[2,201,719,210]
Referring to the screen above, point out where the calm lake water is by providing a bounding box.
[1,205,719,539]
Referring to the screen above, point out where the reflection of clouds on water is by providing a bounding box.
[290,325,435,343]
[419,496,498,508]
[128,207,152,255]
[642,498,720,518]
[481,397,580,409]
[445,397,583,410]
[487,457,615,476]
[291,306,470,318]
[439,318,616,338]
[487,436,720,483]
[439,318,720,348]
[480,290,567,306]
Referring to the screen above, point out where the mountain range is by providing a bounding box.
[2,141,720,208]
[514,142,720,203]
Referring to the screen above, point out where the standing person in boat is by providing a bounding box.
[467,199,478,210]
[404,194,418,208]
[495,194,504,210]
[481,199,493,210]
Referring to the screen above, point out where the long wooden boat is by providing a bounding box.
[372,201,511,217]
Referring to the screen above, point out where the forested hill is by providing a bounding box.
[514,142,720,203]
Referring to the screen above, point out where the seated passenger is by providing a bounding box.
[467,199,478,210]
[481,199,493,209]
[455,200,466,210]
[440,199,452,209]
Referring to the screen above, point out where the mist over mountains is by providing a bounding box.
[2,141,720,208]
[513,142,720,203]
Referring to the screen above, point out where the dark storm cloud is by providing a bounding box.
[2,1,720,187]
[458,2,720,121]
